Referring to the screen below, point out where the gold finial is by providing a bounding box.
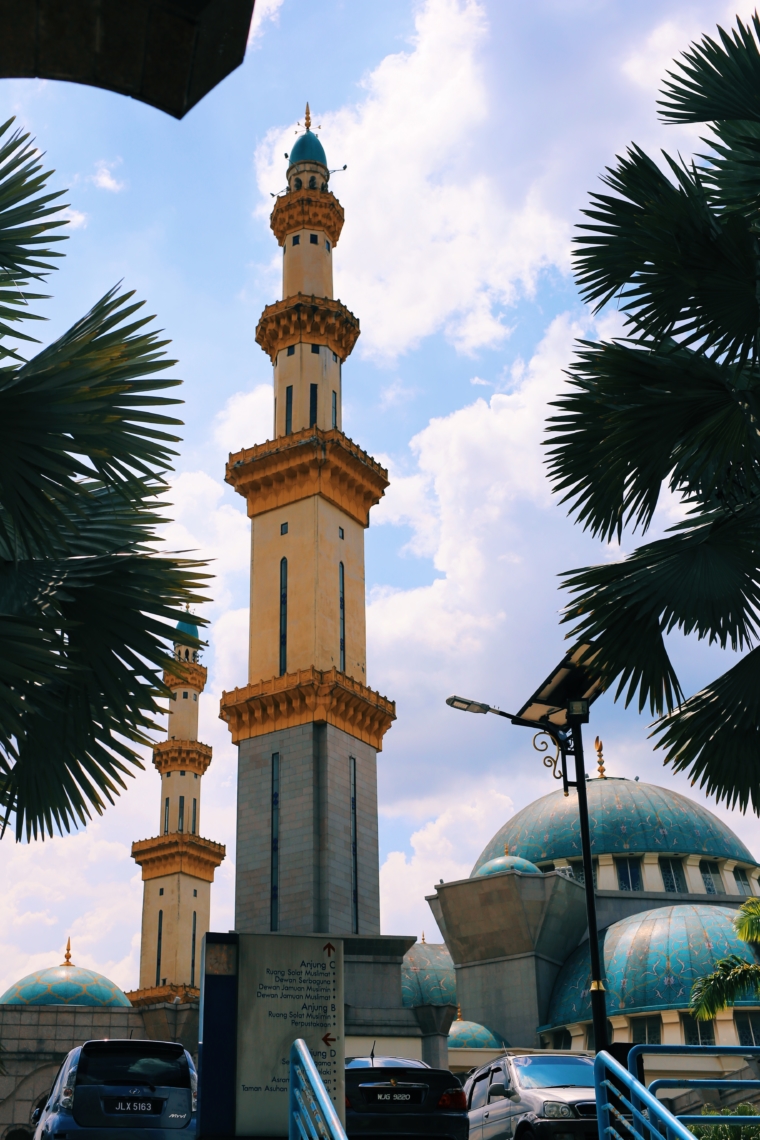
[421,931,426,943]
[305,102,311,131]
[595,736,606,779]
[456,1003,463,1021]
[61,937,73,967]
[504,843,509,857]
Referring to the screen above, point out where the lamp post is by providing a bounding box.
[446,644,609,1053]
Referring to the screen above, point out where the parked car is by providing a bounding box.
[464,1053,597,1140]
[33,1039,197,1139]
[345,1056,468,1140]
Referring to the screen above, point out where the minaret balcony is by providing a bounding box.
[256,293,360,363]
[220,665,396,751]
[270,187,345,247]
[226,425,388,527]
[152,739,213,777]
[131,832,226,882]
[163,659,207,692]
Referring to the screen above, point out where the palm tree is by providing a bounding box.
[691,898,760,1018]
[546,14,760,814]
[0,118,208,841]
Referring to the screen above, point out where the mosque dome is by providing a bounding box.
[0,946,131,1008]
[175,615,199,639]
[472,778,757,873]
[288,130,327,170]
[448,1018,509,1049]
[473,854,541,878]
[401,943,456,1007]
[545,904,757,1029]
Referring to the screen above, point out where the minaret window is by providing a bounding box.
[285,386,293,434]
[178,796,185,832]
[325,240,331,252]
[155,911,163,987]
[311,343,320,354]
[271,752,280,932]
[292,235,300,245]
[308,175,317,189]
[339,562,345,672]
[310,233,318,244]
[159,888,164,896]
[164,797,169,834]
[287,345,295,356]
[310,384,318,426]
[279,558,288,675]
[350,757,358,934]
[191,912,197,987]
[332,391,337,428]
[192,799,197,834]
[281,522,288,535]
[183,691,188,699]
[339,527,344,539]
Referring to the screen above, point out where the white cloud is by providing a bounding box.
[247,0,285,44]
[213,383,274,453]
[61,206,87,229]
[380,788,514,938]
[91,159,124,192]
[254,0,569,359]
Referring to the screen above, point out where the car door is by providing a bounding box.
[468,1070,492,1140]
[483,1066,513,1140]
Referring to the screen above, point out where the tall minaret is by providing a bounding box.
[128,617,225,1002]
[221,105,396,936]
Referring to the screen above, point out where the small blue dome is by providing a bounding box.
[401,943,456,1007]
[473,779,757,872]
[545,904,758,1029]
[474,854,541,877]
[288,130,327,169]
[0,964,131,1007]
[175,616,199,639]
[448,1019,508,1049]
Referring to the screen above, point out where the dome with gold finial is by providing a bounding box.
[0,939,131,1007]
[288,102,327,170]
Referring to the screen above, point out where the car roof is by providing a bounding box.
[346,1057,431,1068]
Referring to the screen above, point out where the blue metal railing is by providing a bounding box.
[628,1045,760,1128]
[289,1038,348,1140]
[595,1050,695,1140]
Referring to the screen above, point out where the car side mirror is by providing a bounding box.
[488,1083,506,1102]
[31,1108,42,1125]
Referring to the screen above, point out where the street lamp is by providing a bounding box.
[446,643,609,1053]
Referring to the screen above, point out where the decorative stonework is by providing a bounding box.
[163,660,207,692]
[131,833,226,882]
[125,982,199,1007]
[220,666,396,751]
[270,188,344,247]
[152,739,213,777]
[226,426,389,526]
[255,293,360,362]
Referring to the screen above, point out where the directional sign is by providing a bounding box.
[234,933,344,1137]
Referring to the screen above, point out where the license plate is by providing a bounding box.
[362,1089,424,1105]
[103,1098,163,1115]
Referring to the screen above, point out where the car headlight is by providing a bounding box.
[543,1101,573,1119]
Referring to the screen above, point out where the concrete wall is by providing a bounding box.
[139,873,210,990]
[236,723,380,936]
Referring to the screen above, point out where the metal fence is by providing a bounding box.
[289,1037,348,1140]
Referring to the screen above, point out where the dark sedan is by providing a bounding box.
[345,1056,468,1140]
[465,1053,597,1140]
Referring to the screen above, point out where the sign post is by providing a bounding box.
[198,932,345,1138]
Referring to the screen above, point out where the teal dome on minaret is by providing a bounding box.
[175,614,200,639]
[0,940,131,1007]
[287,103,327,169]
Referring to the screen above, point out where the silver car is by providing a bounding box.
[465,1053,597,1140]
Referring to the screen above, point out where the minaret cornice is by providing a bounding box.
[131,833,226,882]
[164,660,207,693]
[271,187,344,247]
[226,426,389,526]
[220,665,396,751]
[256,293,360,363]
[152,739,213,777]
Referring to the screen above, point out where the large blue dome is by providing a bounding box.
[0,964,131,1007]
[401,943,456,1007]
[288,130,327,169]
[448,1018,509,1049]
[473,778,756,872]
[545,904,757,1028]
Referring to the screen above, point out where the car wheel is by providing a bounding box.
[517,1129,537,1140]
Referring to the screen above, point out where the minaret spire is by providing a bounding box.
[304,101,311,131]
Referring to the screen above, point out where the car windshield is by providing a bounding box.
[346,1058,430,1069]
[511,1056,595,1090]
[77,1044,190,1088]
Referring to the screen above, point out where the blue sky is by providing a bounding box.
[0,0,758,993]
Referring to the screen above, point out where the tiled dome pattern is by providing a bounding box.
[545,904,758,1028]
[448,1018,508,1049]
[401,943,456,1007]
[473,778,756,872]
[0,965,131,1007]
[474,854,541,877]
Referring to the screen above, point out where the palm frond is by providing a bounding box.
[734,898,760,943]
[690,955,760,1019]
[659,15,760,126]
